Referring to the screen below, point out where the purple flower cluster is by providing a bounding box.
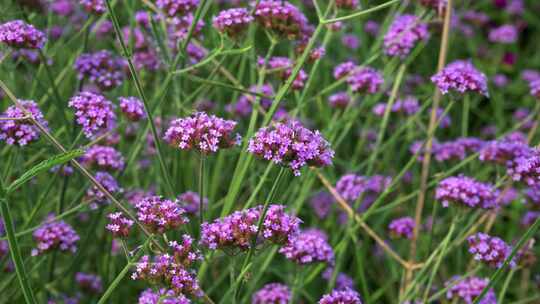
[489,24,518,44]
[347,67,384,94]
[134,196,188,233]
[445,276,497,304]
[333,61,357,80]
[75,272,102,294]
[468,232,515,268]
[226,84,274,118]
[82,145,125,171]
[177,191,208,215]
[252,283,291,304]
[431,60,488,96]
[106,212,134,238]
[435,175,499,209]
[372,96,420,117]
[200,204,300,251]
[119,96,146,121]
[336,0,359,9]
[260,56,307,90]
[529,79,540,99]
[310,191,334,219]
[335,174,391,205]
[32,216,80,256]
[318,289,362,304]
[68,92,116,138]
[279,229,334,265]
[213,8,254,38]
[156,0,199,17]
[383,15,429,58]
[138,288,190,304]
[132,236,202,299]
[74,50,125,90]
[328,92,352,109]
[164,112,240,154]
[86,172,122,208]
[388,216,415,239]
[80,0,106,14]
[248,121,334,176]
[322,268,354,290]
[0,20,46,49]
[0,100,48,146]
[419,137,485,162]
[253,0,310,40]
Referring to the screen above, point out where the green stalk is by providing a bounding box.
[199,154,206,227]
[462,94,470,137]
[498,267,517,303]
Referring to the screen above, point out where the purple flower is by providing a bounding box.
[336,0,359,9]
[0,100,48,146]
[248,121,334,176]
[492,74,509,87]
[0,20,46,49]
[432,137,485,162]
[50,0,75,16]
[213,8,254,38]
[32,215,79,256]
[489,24,518,44]
[75,272,102,294]
[260,56,307,90]
[328,92,352,109]
[106,212,134,238]
[86,172,122,208]
[82,145,125,171]
[310,191,334,219]
[347,67,384,94]
[364,20,380,36]
[388,216,415,239]
[69,92,116,138]
[335,174,391,207]
[431,60,488,96]
[177,191,208,215]
[156,0,199,17]
[74,50,125,90]
[80,0,106,14]
[506,151,540,186]
[318,289,362,304]
[134,49,161,71]
[134,196,188,233]
[164,112,240,154]
[435,176,499,209]
[119,96,146,121]
[383,15,429,58]
[253,0,310,40]
[252,283,291,304]
[341,34,360,50]
[372,96,420,117]
[479,140,531,165]
[446,276,497,304]
[227,84,274,118]
[322,268,355,290]
[529,78,540,99]
[138,288,191,304]
[333,61,357,80]
[279,229,334,265]
[522,211,540,227]
[468,232,515,268]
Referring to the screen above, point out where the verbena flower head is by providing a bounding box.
[74,50,125,90]
[32,215,79,256]
[279,229,334,265]
[259,56,307,90]
[372,96,420,117]
[164,112,240,154]
[177,191,208,215]
[227,84,274,118]
[467,232,515,268]
[529,78,540,99]
[333,61,357,80]
[388,216,415,239]
[69,91,116,138]
[75,272,102,294]
[341,34,360,50]
[318,289,362,304]
[310,191,334,219]
[253,0,310,40]
[80,0,106,14]
[347,67,384,94]
[135,196,188,233]
[119,96,146,121]
[156,0,199,17]
[248,121,334,176]
[431,60,488,96]
[435,175,499,209]
[106,212,134,238]
[335,0,359,9]
[445,276,497,304]
[489,24,518,44]
[213,7,254,38]
[0,100,48,146]
[0,20,46,49]
[200,204,300,251]
[430,137,485,162]
[383,15,429,58]
[506,150,540,186]
[252,283,291,304]
[82,145,125,171]
[138,288,191,304]
[479,140,531,165]
[322,268,355,290]
[335,174,391,204]
[86,172,122,208]
[328,92,352,109]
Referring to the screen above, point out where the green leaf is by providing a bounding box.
[7,149,84,194]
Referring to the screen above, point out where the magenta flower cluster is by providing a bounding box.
[335,174,392,206]
[445,276,497,304]
[0,20,46,49]
[119,96,146,121]
[467,232,515,268]
[68,91,116,138]
[134,196,188,234]
[86,171,121,209]
[82,145,125,171]
[0,100,48,146]
[489,24,518,44]
[383,15,429,58]
[279,229,334,265]
[435,175,499,209]
[318,289,362,304]
[347,67,384,94]
[328,92,352,109]
[252,283,291,304]
[32,216,80,256]
[177,191,208,215]
[80,0,106,14]
[138,288,190,304]
[335,0,359,9]
[253,0,310,40]
[388,216,415,239]
[260,56,307,90]
[75,272,102,294]
[248,121,334,176]
[310,191,334,219]
[106,212,134,238]
[322,268,355,291]
[372,96,420,117]
[431,60,488,96]
[74,50,125,90]
[213,8,254,38]
[156,0,199,17]
[164,112,240,154]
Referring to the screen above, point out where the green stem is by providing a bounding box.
[498,267,517,303]
[462,94,470,137]
[199,154,206,227]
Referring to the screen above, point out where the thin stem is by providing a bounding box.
[199,154,206,227]
[322,0,400,24]
[498,267,517,303]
